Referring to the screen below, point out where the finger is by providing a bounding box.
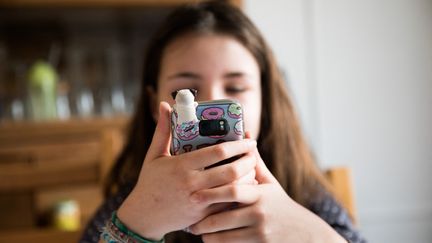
[201,227,260,243]
[190,206,260,235]
[244,131,277,184]
[233,169,256,185]
[146,102,172,160]
[253,147,278,184]
[194,152,256,190]
[190,184,260,205]
[182,139,256,170]
[205,202,237,215]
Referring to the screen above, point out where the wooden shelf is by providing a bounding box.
[0,228,82,243]
[0,158,99,191]
[0,116,129,138]
[0,116,130,185]
[0,116,129,234]
[0,0,242,8]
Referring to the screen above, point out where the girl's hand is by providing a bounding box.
[117,102,257,240]
[188,146,347,243]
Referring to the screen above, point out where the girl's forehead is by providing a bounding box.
[160,34,259,77]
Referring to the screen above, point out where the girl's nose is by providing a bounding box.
[197,86,224,101]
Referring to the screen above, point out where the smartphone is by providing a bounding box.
[170,99,244,168]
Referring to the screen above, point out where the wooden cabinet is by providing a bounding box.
[0,117,129,242]
[0,1,242,241]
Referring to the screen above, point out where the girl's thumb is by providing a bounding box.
[244,131,277,184]
[254,150,278,184]
[146,102,172,160]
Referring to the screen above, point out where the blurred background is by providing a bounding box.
[0,0,431,242]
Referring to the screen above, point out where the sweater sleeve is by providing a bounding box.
[308,192,367,243]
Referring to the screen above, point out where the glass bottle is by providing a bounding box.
[27,60,58,120]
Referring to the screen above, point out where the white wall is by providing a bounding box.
[243,0,318,146]
[245,0,432,242]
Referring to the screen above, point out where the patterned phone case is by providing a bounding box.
[170,99,244,155]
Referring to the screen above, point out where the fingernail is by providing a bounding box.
[183,226,192,233]
[248,139,257,148]
[185,226,197,235]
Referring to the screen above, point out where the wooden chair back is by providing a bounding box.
[325,166,357,223]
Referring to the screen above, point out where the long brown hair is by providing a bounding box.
[105,0,330,209]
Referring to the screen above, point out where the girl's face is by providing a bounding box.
[154,33,262,139]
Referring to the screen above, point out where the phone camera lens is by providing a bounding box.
[199,119,229,136]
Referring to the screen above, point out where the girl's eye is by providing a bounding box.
[171,87,198,94]
[226,87,247,94]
